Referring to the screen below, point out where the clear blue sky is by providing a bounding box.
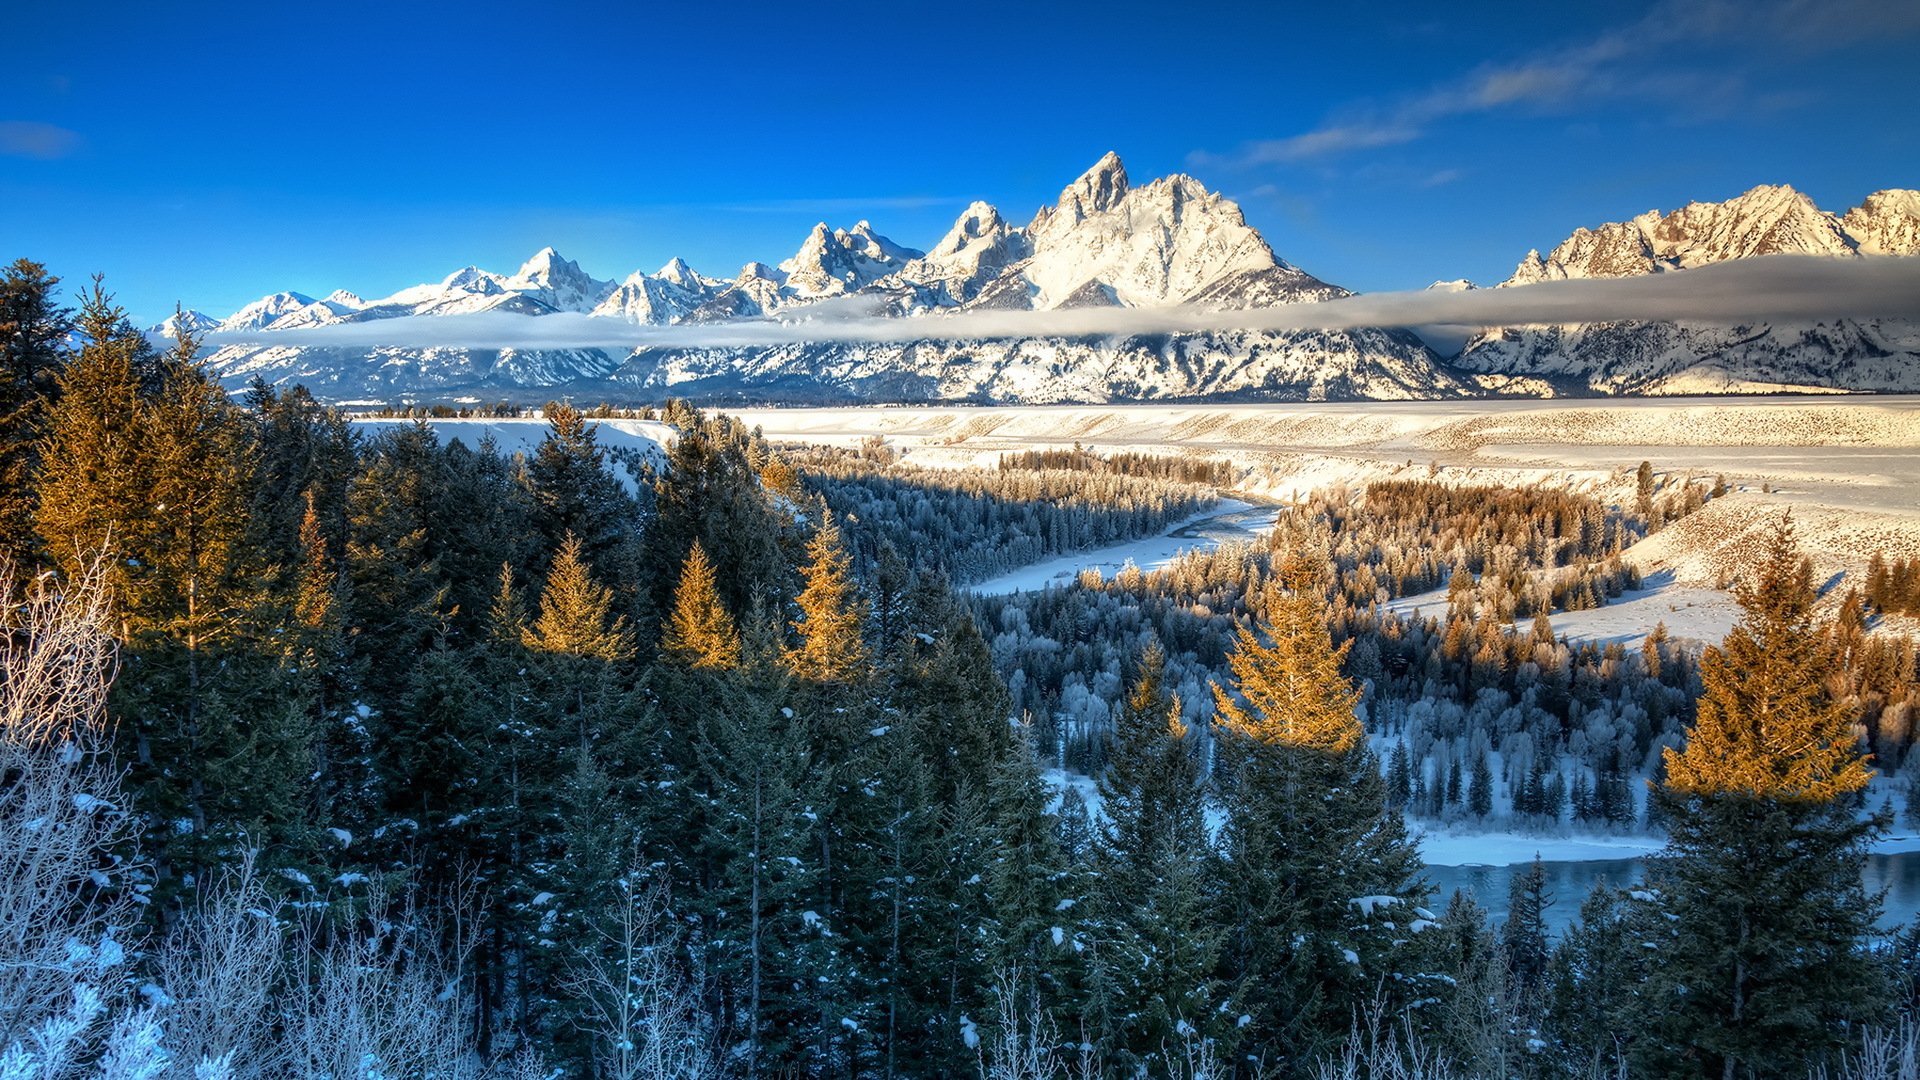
[4,0,1915,323]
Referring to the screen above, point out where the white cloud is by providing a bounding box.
[1194,0,1920,169]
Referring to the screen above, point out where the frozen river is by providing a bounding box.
[1428,851,1920,936]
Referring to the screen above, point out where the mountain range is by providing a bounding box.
[162,154,1920,404]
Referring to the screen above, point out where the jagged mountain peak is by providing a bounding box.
[513,245,578,280]
[930,202,1010,257]
[656,256,703,284]
[1843,189,1920,255]
[1057,151,1129,220]
[150,308,221,338]
[779,220,920,298]
[1015,157,1277,309]
[1504,182,1865,285]
[441,266,506,293]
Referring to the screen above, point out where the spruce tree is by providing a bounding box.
[1211,556,1427,1072]
[1502,857,1551,1001]
[1650,515,1888,1079]
[1090,642,1220,1075]
[1469,751,1495,818]
[661,541,740,670]
[787,511,868,683]
[526,400,631,562]
[524,532,636,664]
[693,613,834,1076]
[0,258,70,565]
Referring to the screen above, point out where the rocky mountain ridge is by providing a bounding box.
[168,162,1920,403]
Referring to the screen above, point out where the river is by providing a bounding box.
[1427,851,1920,935]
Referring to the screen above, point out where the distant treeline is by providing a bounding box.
[785,445,1220,586]
[997,443,1235,486]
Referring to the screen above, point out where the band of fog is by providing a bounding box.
[205,254,1920,352]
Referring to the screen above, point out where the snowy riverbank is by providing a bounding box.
[969,498,1277,595]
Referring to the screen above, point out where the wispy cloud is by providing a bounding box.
[0,121,82,160]
[1193,0,1920,170]
[201,256,1920,352]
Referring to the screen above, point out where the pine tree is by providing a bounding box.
[1663,517,1872,802]
[1211,556,1427,1072]
[1650,515,1889,1079]
[693,615,832,1076]
[1090,642,1220,1075]
[983,717,1074,988]
[661,541,741,670]
[1546,884,1663,1075]
[1386,741,1413,810]
[526,400,631,561]
[0,258,70,565]
[787,511,868,683]
[524,532,636,663]
[1468,751,1494,817]
[34,282,161,609]
[1503,857,1551,1000]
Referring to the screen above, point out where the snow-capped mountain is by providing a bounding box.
[608,154,1451,401]
[592,259,724,325]
[172,162,1918,404]
[1455,184,1920,394]
[503,247,615,313]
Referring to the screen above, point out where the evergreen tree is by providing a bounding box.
[693,615,833,1076]
[1090,642,1220,1075]
[787,511,868,683]
[1470,751,1495,818]
[34,282,161,607]
[1210,556,1427,1073]
[983,717,1074,990]
[1386,740,1412,810]
[661,541,740,670]
[1546,884,1662,1076]
[0,258,70,565]
[1503,857,1551,1001]
[526,400,631,561]
[524,532,635,664]
[1649,515,1889,1078]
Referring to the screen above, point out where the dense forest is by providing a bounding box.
[3,258,1919,1080]
[951,476,1920,834]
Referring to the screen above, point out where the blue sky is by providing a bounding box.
[3,0,1916,323]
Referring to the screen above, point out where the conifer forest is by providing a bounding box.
[8,260,1920,1080]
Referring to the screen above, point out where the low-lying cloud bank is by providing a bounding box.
[204,255,1920,353]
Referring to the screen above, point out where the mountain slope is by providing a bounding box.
[1456,184,1920,394]
[174,165,1917,404]
[183,154,1466,403]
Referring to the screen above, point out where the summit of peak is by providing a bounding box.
[656,257,700,283]
[1055,152,1129,218]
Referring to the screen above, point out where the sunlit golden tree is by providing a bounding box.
[1648,514,1887,1080]
[661,541,740,671]
[786,511,866,683]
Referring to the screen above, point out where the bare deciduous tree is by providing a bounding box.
[562,871,716,1080]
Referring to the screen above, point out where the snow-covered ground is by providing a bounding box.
[1385,577,1740,648]
[1413,828,1663,867]
[737,397,1920,602]
[969,499,1277,595]
[351,416,671,488]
